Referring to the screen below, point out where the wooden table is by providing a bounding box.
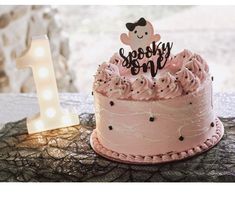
[0,93,234,182]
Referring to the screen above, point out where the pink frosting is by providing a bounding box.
[131,75,153,100]
[93,49,210,100]
[156,72,183,99]
[109,53,131,76]
[106,76,132,99]
[184,59,207,82]
[176,66,200,93]
[167,49,193,73]
[191,53,209,72]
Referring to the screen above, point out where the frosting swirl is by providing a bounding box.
[156,72,183,99]
[131,75,153,100]
[93,69,112,94]
[165,49,193,73]
[184,59,207,82]
[106,76,132,99]
[190,53,209,72]
[176,66,200,93]
[109,53,130,76]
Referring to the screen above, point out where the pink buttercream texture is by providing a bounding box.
[91,49,222,161]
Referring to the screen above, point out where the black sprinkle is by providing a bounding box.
[154,82,156,84]
[185,76,188,79]
[160,90,163,92]
[137,91,140,94]
[108,126,113,130]
[188,68,192,71]
[189,102,192,105]
[211,76,214,81]
[162,79,164,82]
[176,77,178,80]
[191,80,194,83]
[167,85,169,88]
[189,58,192,61]
[153,85,155,88]
[110,101,114,106]
[186,92,189,95]
[91,91,93,95]
[115,83,118,85]
[110,89,112,91]
[179,136,184,141]
[149,117,155,122]
[211,122,215,127]
[141,81,143,84]
[199,68,202,71]
[183,55,186,58]
[131,89,133,92]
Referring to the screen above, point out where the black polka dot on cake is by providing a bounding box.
[149,116,155,122]
[108,126,113,130]
[179,136,184,141]
[110,101,114,106]
[211,76,214,81]
[210,122,215,127]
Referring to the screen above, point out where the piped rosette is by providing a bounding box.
[131,75,153,100]
[184,58,207,82]
[175,66,200,94]
[166,49,193,73]
[93,62,119,94]
[109,53,131,76]
[106,76,132,99]
[156,72,183,99]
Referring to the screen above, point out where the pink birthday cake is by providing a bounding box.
[90,18,224,164]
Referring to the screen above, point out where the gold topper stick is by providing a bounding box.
[16,35,79,134]
[120,17,161,51]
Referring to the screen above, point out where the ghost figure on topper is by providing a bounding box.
[120,17,161,51]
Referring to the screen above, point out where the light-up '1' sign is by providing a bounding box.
[16,35,79,134]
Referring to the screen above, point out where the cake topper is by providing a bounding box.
[119,18,173,78]
[120,17,161,51]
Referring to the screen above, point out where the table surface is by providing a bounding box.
[0,93,235,182]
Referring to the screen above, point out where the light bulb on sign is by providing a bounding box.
[16,35,79,134]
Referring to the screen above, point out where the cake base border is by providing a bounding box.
[90,117,224,164]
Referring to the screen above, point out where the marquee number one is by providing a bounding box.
[16,35,79,134]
